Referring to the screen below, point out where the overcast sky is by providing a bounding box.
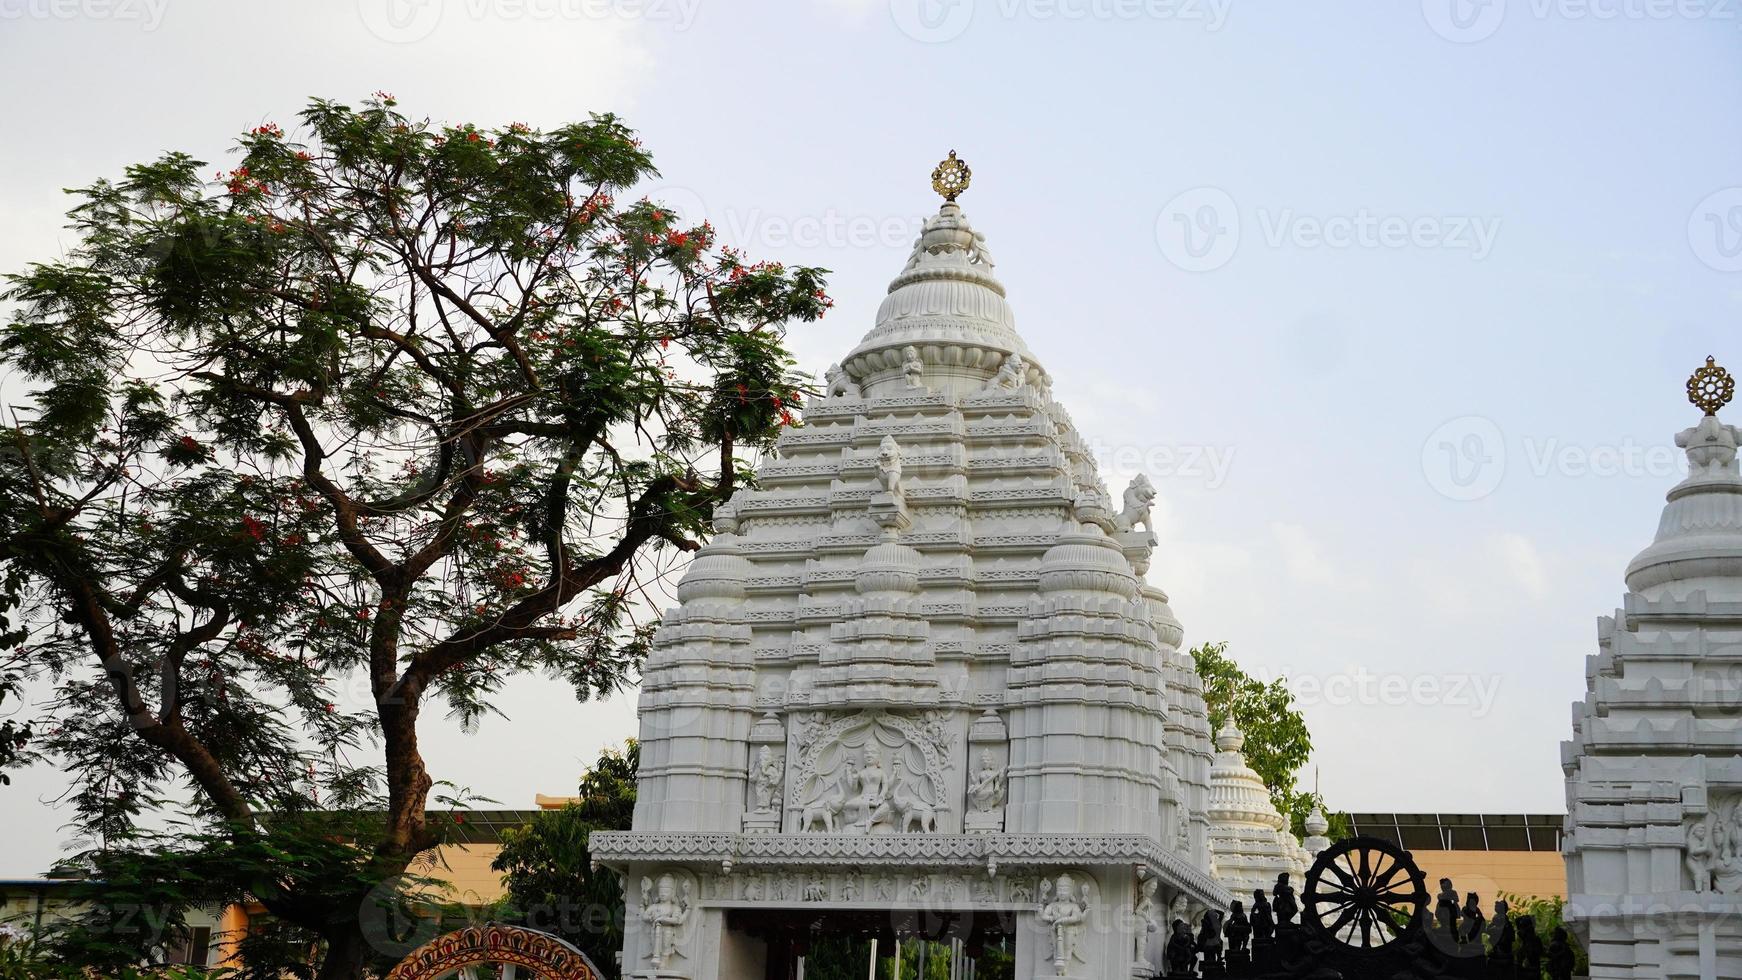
[2,0,1740,875]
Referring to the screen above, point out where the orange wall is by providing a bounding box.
[1405,849,1566,902]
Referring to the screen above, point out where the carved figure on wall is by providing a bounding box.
[1195,910,1224,970]
[1037,874,1088,974]
[639,874,691,971]
[825,363,861,399]
[1547,926,1574,980]
[875,875,894,901]
[804,876,828,902]
[1115,474,1157,533]
[1689,820,1716,893]
[841,873,858,901]
[1250,891,1274,943]
[890,756,943,832]
[966,750,1007,813]
[902,345,924,388]
[1271,873,1298,927]
[750,746,783,813]
[1134,876,1162,967]
[985,352,1026,391]
[1435,878,1461,939]
[876,436,903,496]
[1165,919,1196,977]
[908,875,931,903]
[1010,878,1034,904]
[791,711,953,837]
[1224,900,1251,954]
[745,877,765,901]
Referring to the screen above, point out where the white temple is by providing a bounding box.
[1204,722,1308,900]
[1562,357,1742,979]
[590,155,1229,979]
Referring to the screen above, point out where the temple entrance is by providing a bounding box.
[729,907,1017,980]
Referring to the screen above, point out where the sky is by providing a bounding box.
[2,0,1741,875]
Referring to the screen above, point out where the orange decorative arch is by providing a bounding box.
[386,923,605,980]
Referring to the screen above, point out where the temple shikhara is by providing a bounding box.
[590,155,1242,977]
[1562,356,1742,979]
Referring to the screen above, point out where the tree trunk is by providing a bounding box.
[316,922,372,980]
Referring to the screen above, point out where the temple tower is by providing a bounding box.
[592,155,1226,980]
[1562,356,1742,979]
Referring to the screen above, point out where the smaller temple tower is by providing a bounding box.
[1562,356,1742,979]
[1205,722,1308,899]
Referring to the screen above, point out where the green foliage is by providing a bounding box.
[1190,641,1344,838]
[492,741,639,977]
[0,932,235,979]
[0,94,826,979]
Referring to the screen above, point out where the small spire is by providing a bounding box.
[931,150,971,203]
[1687,355,1735,417]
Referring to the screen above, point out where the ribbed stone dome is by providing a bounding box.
[674,534,752,603]
[1037,522,1139,598]
[856,539,923,595]
[1625,413,1742,595]
[841,202,1042,397]
[1207,724,1285,831]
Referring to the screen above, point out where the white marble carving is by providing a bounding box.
[1038,873,1089,976]
[1115,474,1156,533]
[593,179,1228,980]
[1563,381,1742,979]
[639,873,692,974]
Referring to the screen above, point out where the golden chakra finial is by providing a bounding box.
[1688,355,1735,416]
[931,149,971,202]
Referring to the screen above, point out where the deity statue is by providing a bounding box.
[803,876,828,902]
[841,873,858,901]
[1271,873,1298,927]
[1115,474,1157,533]
[1160,918,1194,976]
[1224,899,1252,954]
[985,352,1026,391]
[638,874,691,970]
[1516,914,1543,975]
[1134,876,1162,967]
[908,875,931,903]
[902,345,924,388]
[824,363,861,399]
[1195,909,1224,970]
[1547,926,1575,980]
[750,746,783,813]
[1250,890,1274,943]
[1037,873,1088,973]
[1459,892,1485,946]
[876,435,902,496]
[1435,878,1461,939]
[1688,819,1716,893]
[1485,899,1514,970]
[966,750,1007,813]
[852,749,890,832]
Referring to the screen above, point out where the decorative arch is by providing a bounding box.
[386,923,604,980]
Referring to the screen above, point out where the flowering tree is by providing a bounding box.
[0,95,827,978]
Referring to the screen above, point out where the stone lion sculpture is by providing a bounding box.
[1115,474,1157,533]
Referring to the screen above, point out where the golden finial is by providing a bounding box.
[931,150,971,202]
[1688,355,1735,416]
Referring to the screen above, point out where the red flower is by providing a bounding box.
[178,435,200,452]
[241,515,267,542]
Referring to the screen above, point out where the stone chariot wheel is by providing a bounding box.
[1303,836,1429,952]
[385,923,604,980]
